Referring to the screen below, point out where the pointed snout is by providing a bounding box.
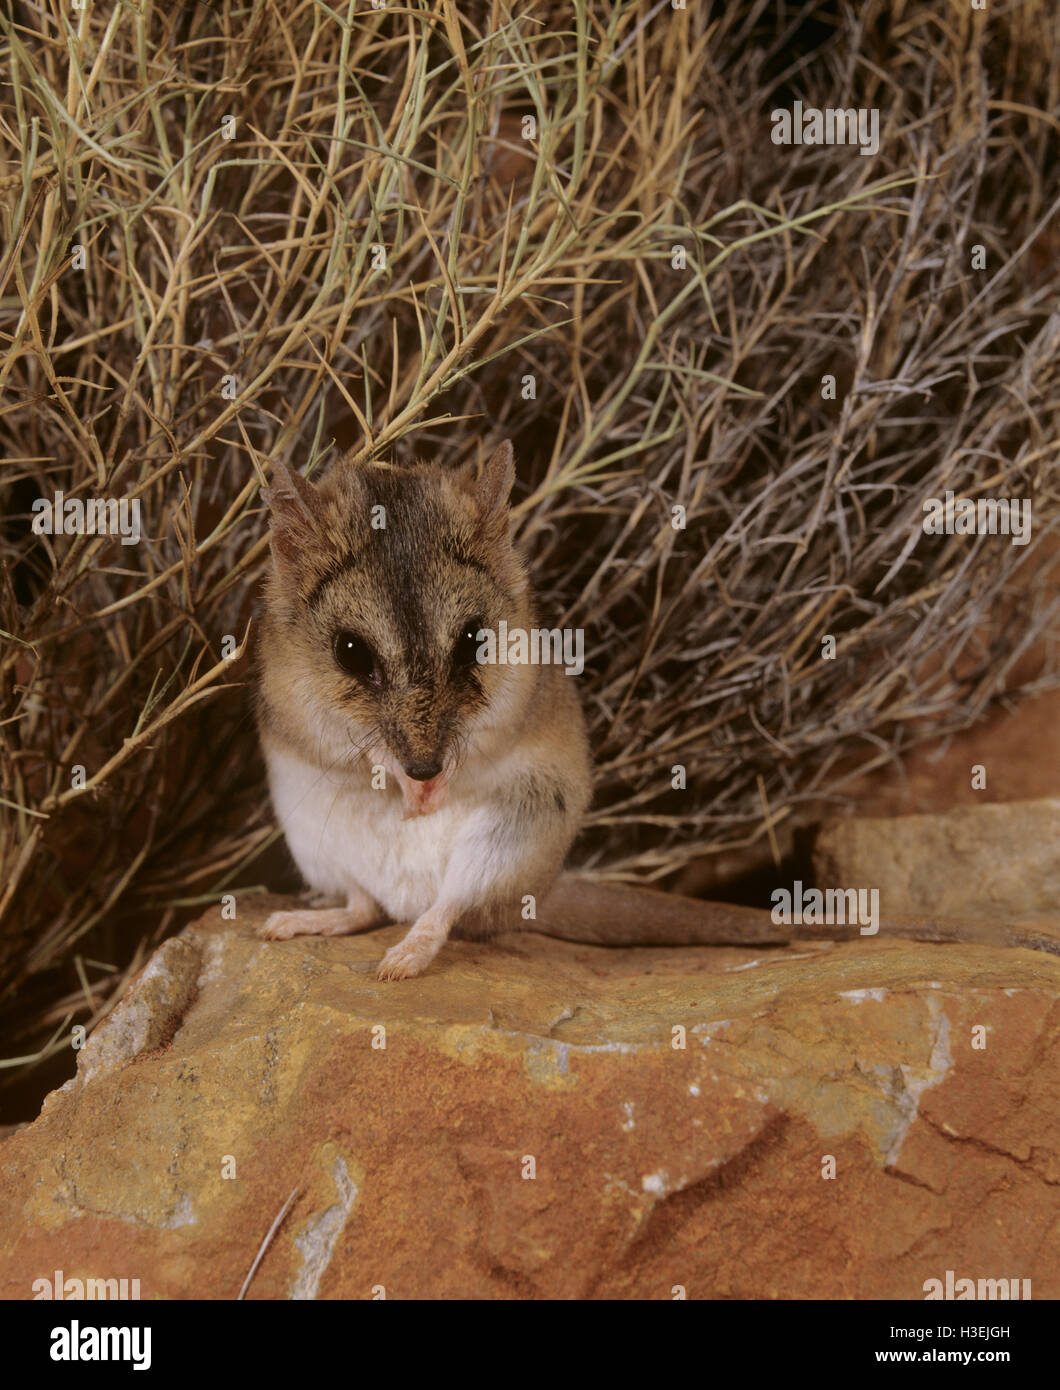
[402,756,444,783]
[383,680,452,787]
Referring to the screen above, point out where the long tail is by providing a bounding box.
[533,875,1060,956]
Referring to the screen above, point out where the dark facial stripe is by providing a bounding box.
[305,549,362,610]
[441,533,489,575]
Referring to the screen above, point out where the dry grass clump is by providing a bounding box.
[1,0,1058,1100]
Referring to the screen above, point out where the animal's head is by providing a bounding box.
[260,442,532,805]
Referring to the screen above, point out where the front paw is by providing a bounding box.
[258,906,378,940]
[377,934,438,981]
[259,910,318,940]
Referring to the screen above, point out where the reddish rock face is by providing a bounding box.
[1,898,1057,1300]
[852,690,1060,816]
[675,686,1060,904]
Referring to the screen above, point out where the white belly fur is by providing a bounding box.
[266,740,465,922]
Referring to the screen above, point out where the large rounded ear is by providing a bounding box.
[472,440,515,540]
[262,460,325,569]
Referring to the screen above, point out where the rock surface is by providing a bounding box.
[814,798,1060,923]
[851,688,1060,815]
[2,896,1058,1299]
[675,685,1060,901]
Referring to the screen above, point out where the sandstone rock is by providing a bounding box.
[849,688,1060,815]
[674,686,1060,902]
[813,798,1060,923]
[1,899,1057,1299]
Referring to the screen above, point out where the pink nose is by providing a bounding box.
[399,767,449,820]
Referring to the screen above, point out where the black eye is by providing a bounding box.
[333,630,379,684]
[453,618,484,670]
